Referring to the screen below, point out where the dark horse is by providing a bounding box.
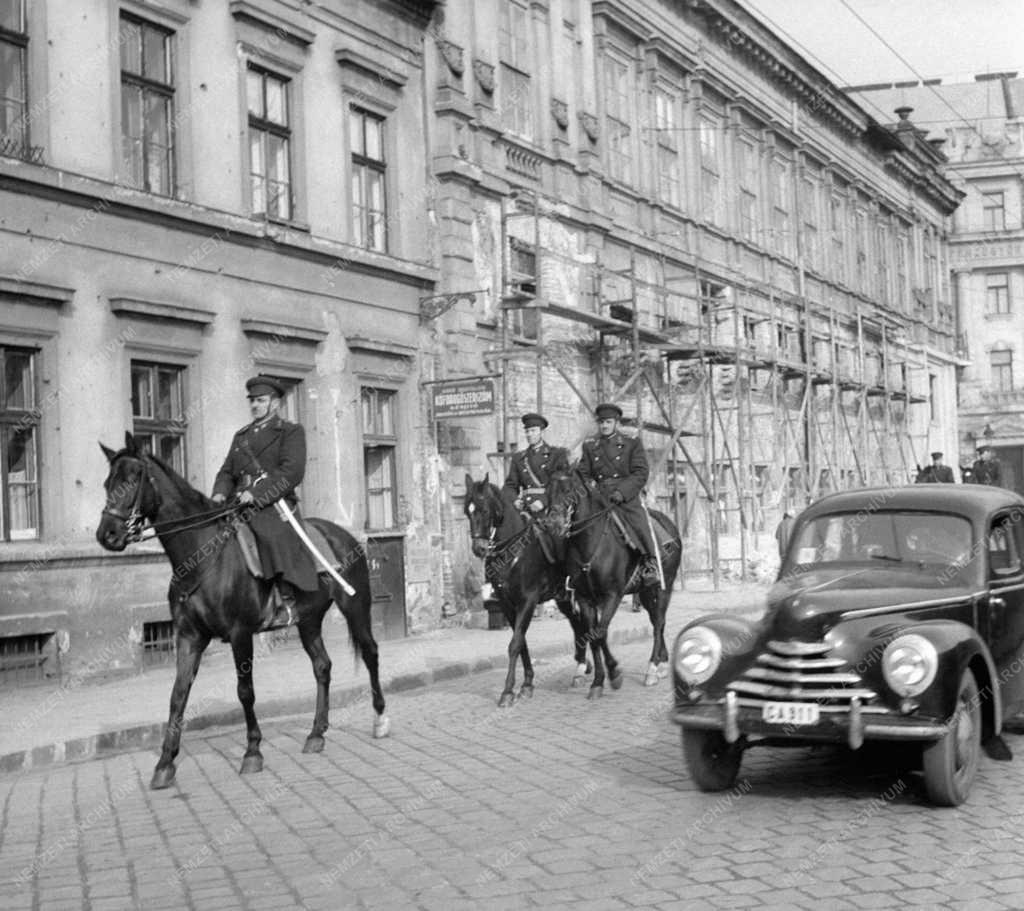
[547,471,682,698]
[95,433,389,790]
[464,474,591,706]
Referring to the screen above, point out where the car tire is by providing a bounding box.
[682,728,744,791]
[922,668,981,807]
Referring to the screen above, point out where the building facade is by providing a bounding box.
[427,0,963,584]
[0,0,445,683]
[851,75,1024,491]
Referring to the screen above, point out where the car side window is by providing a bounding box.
[989,516,1022,577]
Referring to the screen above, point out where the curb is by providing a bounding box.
[0,624,654,777]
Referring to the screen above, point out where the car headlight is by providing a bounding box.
[882,634,938,697]
[674,626,723,685]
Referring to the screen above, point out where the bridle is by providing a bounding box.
[467,486,503,556]
[102,453,237,543]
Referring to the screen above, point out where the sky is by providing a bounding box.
[739,0,1024,88]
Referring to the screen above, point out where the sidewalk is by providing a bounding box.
[0,581,768,776]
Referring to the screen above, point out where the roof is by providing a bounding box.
[847,78,1021,142]
[800,485,1024,524]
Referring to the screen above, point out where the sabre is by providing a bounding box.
[274,499,356,596]
[643,503,665,590]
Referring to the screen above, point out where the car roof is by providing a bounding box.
[799,485,1024,524]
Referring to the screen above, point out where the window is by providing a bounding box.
[829,192,846,283]
[1,345,39,541]
[895,230,909,311]
[700,117,721,225]
[247,65,292,220]
[361,387,398,529]
[508,241,538,339]
[131,361,186,473]
[769,156,791,256]
[0,0,27,159]
[986,272,1010,315]
[350,107,387,252]
[737,138,758,242]
[982,191,1006,231]
[499,0,533,140]
[801,175,819,269]
[653,87,680,208]
[988,517,1021,576]
[991,349,1013,391]
[604,54,633,184]
[119,13,174,195]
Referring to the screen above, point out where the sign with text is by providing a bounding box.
[431,377,496,418]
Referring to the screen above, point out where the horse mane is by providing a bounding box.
[113,443,214,512]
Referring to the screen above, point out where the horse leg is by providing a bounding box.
[556,598,592,686]
[598,592,624,692]
[640,587,667,686]
[230,631,263,775]
[338,589,390,738]
[583,601,606,700]
[499,600,534,707]
[298,612,331,753]
[151,629,209,790]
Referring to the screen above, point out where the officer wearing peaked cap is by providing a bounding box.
[916,451,955,484]
[212,374,318,625]
[504,412,569,515]
[577,403,660,585]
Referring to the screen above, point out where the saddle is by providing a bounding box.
[234,519,335,580]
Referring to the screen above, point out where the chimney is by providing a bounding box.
[894,106,915,130]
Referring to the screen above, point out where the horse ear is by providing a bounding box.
[464,473,474,492]
[483,472,489,485]
[100,442,117,463]
[124,431,136,454]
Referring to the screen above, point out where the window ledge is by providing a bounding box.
[242,318,327,344]
[0,276,74,304]
[230,0,315,47]
[347,336,417,358]
[984,311,1013,321]
[335,46,409,88]
[110,297,216,326]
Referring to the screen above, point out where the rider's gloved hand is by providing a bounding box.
[237,490,255,505]
[609,490,624,505]
[212,493,226,505]
[514,497,523,511]
[529,500,544,513]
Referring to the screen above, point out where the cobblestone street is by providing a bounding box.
[5,631,1024,911]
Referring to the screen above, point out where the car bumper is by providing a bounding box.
[672,692,950,749]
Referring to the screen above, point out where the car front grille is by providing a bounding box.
[728,639,881,709]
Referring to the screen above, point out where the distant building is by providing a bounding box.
[851,74,1024,492]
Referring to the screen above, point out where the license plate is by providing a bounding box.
[762,702,820,726]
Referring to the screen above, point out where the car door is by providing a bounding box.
[984,510,1024,717]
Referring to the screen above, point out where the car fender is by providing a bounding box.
[886,620,1000,729]
[672,614,765,697]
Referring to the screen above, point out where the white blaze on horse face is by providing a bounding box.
[467,502,475,514]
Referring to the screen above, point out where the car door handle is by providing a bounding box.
[991,597,1006,609]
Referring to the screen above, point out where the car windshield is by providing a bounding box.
[790,510,973,569]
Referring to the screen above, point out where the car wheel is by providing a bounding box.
[922,669,981,807]
[682,728,744,791]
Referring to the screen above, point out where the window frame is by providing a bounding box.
[699,115,722,225]
[986,272,1010,315]
[990,348,1013,392]
[603,50,634,185]
[0,343,41,541]
[982,190,1006,231]
[0,0,28,158]
[498,0,534,141]
[652,84,680,208]
[118,11,176,196]
[246,63,293,222]
[349,105,388,252]
[361,386,400,531]
[129,359,188,475]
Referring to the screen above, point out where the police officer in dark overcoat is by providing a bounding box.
[503,412,570,515]
[916,451,955,484]
[577,403,659,585]
[970,445,1002,487]
[212,375,318,614]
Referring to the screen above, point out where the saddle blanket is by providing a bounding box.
[236,519,336,578]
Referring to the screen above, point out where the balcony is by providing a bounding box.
[0,133,44,165]
[503,140,542,182]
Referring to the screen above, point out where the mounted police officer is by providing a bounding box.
[503,412,569,516]
[971,445,1002,487]
[577,403,660,586]
[211,375,317,625]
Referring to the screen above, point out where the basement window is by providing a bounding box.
[0,632,52,685]
[142,620,176,668]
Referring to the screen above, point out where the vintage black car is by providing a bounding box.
[671,485,1024,806]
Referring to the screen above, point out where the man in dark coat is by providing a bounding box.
[971,445,1002,487]
[577,402,659,586]
[916,452,955,484]
[212,375,318,621]
[503,412,570,516]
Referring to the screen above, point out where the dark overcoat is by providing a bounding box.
[212,414,319,591]
[917,464,955,483]
[971,457,1002,487]
[577,431,656,553]
[503,442,570,512]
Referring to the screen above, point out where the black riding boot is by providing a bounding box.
[640,555,661,588]
[267,579,297,629]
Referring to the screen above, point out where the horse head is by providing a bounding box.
[95,432,163,551]
[464,473,504,558]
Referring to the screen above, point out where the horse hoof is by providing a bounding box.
[610,670,624,691]
[302,736,325,754]
[643,671,659,687]
[497,692,515,708]
[519,685,534,700]
[588,685,603,700]
[239,753,263,775]
[571,674,587,688]
[150,765,176,790]
[373,715,391,739]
